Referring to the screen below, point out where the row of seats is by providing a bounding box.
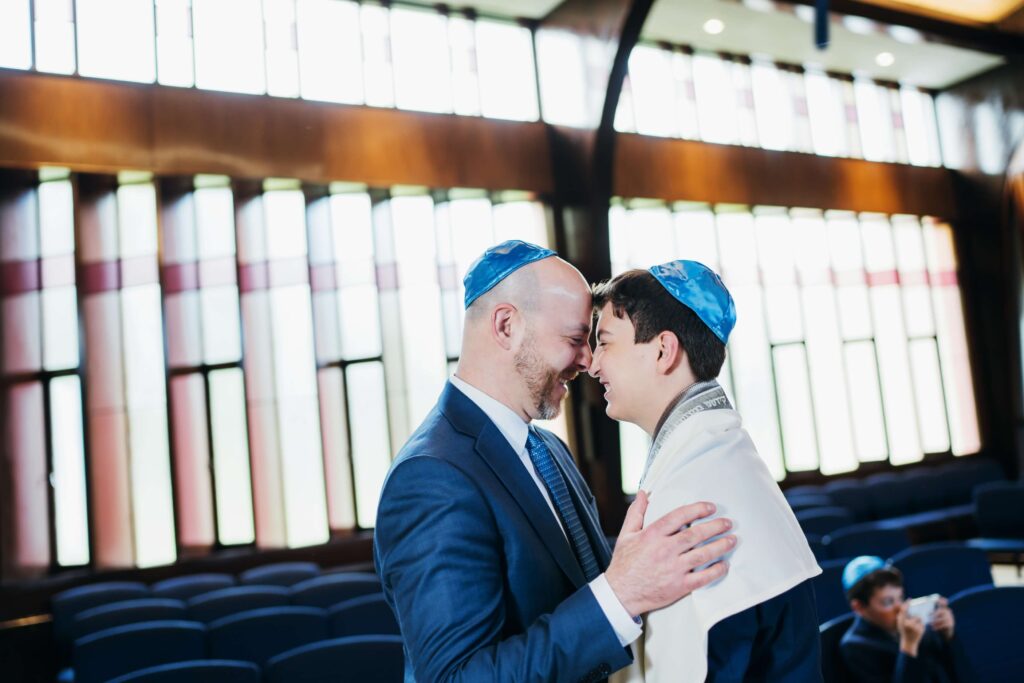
[784,457,1006,523]
[811,542,994,625]
[53,562,363,650]
[820,585,1024,683]
[79,626,403,683]
[70,598,399,683]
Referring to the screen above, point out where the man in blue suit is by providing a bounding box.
[374,241,737,682]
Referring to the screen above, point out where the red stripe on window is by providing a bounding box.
[0,259,41,295]
[866,270,899,287]
[376,263,400,291]
[162,262,200,294]
[81,262,120,294]
[309,263,337,292]
[238,263,270,293]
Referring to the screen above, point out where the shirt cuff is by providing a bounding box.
[589,573,643,647]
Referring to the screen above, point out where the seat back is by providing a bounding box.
[186,585,290,622]
[207,606,330,665]
[796,507,855,537]
[290,573,382,609]
[811,559,851,625]
[73,598,187,642]
[823,482,872,521]
[73,620,206,683]
[819,613,855,683]
[974,483,1024,538]
[52,581,150,647]
[805,534,828,562]
[108,659,260,683]
[265,635,404,683]
[788,495,835,512]
[823,525,909,560]
[329,594,400,638]
[238,561,319,587]
[152,573,236,601]
[949,586,1024,682]
[891,543,993,598]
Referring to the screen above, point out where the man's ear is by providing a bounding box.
[492,304,518,350]
[850,599,866,617]
[655,331,683,375]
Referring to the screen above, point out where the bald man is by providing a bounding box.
[374,242,736,682]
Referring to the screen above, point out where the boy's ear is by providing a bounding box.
[655,331,683,374]
[849,599,866,616]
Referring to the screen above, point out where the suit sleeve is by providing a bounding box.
[375,455,631,683]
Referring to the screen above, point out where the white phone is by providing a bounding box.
[906,594,941,622]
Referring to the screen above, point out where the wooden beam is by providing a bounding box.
[615,134,960,218]
[0,71,554,193]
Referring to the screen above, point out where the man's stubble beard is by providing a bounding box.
[514,333,574,421]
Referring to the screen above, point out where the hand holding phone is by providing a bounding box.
[906,594,941,623]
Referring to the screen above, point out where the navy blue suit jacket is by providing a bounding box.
[374,382,631,682]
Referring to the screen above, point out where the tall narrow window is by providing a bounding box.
[193,0,266,95]
[35,0,77,74]
[155,0,194,87]
[75,0,156,83]
[0,0,33,70]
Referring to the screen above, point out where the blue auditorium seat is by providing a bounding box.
[823,481,872,521]
[819,613,855,683]
[238,561,319,587]
[973,482,1024,538]
[864,477,916,520]
[948,585,1024,682]
[811,558,851,625]
[73,598,187,642]
[152,573,236,601]
[784,484,825,500]
[788,494,835,512]
[890,543,992,599]
[805,534,828,562]
[264,635,405,683]
[329,594,400,638]
[73,620,206,683]
[823,524,909,560]
[796,507,855,537]
[207,606,330,666]
[901,468,946,512]
[53,581,150,652]
[107,659,260,683]
[290,573,382,609]
[186,585,290,622]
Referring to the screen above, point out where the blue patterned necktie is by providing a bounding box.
[525,429,601,582]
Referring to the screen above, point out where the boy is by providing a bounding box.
[591,260,821,682]
[840,556,972,683]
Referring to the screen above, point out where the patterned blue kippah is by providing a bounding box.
[463,240,556,308]
[648,260,736,344]
[843,556,887,592]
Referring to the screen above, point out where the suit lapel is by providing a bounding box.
[439,383,587,588]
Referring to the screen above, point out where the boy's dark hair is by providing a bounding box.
[591,269,726,381]
[846,567,904,605]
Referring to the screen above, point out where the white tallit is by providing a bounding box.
[613,382,820,683]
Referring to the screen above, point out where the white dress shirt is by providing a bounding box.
[450,374,641,647]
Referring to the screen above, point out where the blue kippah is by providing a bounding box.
[463,240,556,308]
[648,260,736,344]
[843,556,887,592]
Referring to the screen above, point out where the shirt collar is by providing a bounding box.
[450,374,529,454]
